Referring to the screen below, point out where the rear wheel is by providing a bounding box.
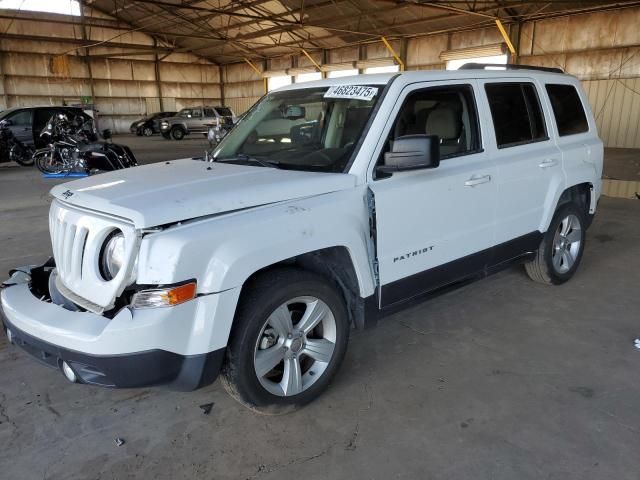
[171,127,185,140]
[10,143,34,166]
[222,268,349,413]
[525,203,586,285]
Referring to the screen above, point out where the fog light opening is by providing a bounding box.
[61,361,78,383]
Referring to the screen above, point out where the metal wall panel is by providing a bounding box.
[584,78,640,148]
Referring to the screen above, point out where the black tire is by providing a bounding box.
[142,127,153,137]
[171,127,185,140]
[222,268,350,414]
[525,203,586,285]
[161,132,171,140]
[10,144,34,166]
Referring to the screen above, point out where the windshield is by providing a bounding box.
[213,85,381,173]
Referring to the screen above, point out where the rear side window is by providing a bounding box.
[485,83,547,148]
[215,107,233,117]
[7,110,32,126]
[545,84,589,136]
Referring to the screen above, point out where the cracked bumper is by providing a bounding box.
[0,264,239,390]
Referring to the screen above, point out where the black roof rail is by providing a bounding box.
[459,63,564,74]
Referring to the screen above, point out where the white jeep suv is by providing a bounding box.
[1,65,603,411]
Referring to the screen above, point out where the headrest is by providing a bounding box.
[425,107,461,140]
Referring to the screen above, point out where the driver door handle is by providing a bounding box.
[464,175,491,187]
[539,159,558,168]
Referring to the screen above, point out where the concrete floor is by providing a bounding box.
[603,148,640,181]
[1,136,640,480]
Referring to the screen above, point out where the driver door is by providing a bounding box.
[369,81,497,307]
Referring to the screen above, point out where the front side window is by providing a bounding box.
[214,85,382,173]
[178,109,193,118]
[485,82,547,148]
[546,84,589,136]
[381,84,481,162]
[203,108,216,117]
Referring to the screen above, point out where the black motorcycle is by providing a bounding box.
[33,113,138,175]
[0,119,34,166]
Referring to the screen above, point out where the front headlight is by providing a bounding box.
[100,230,125,281]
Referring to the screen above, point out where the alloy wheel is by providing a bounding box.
[253,296,337,397]
[552,213,582,273]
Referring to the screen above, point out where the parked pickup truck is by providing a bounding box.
[1,65,603,413]
[160,106,236,140]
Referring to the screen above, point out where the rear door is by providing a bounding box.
[543,83,600,196]
[203,107,218,130]
[188,108,204,132]
[369,80,497,307]
[5,109,33,145]
[478,79,564,260]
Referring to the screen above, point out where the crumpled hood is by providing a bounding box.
[50,159,357,228]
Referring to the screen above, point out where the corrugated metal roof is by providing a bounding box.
[87,0,636,64]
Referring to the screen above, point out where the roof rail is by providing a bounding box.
[459,63,564,74]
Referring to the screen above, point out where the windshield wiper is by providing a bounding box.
[216,154,280,169]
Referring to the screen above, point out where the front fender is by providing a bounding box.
[135,187,376,299]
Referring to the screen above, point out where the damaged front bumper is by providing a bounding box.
[0,261,230,391]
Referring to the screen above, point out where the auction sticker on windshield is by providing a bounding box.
[324,85,378,101]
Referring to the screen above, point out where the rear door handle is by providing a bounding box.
[539,159,558,168]
[464,175,491,187]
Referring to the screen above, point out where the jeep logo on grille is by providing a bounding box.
[61,190,74,199]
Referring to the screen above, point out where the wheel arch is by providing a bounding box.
[238,246,371,330]
[540,181,594,233]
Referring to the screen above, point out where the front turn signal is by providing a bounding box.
[131,281,197,309]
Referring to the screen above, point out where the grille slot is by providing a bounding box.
[50,215,85,281]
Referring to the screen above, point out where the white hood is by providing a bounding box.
[50,159,357,228]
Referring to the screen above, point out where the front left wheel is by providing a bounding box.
[222,268,350,413]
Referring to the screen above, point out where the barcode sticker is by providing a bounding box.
[324,85,378,101]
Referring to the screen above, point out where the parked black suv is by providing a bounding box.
[129,111,177,136]
[0,106,93,151]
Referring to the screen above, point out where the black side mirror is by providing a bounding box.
[377,134,440,175]
[102,128,112,140]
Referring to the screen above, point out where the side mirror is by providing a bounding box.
[377,134,440,174]
[102,128,112,140]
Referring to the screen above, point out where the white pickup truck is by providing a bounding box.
[1,65,603,412]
